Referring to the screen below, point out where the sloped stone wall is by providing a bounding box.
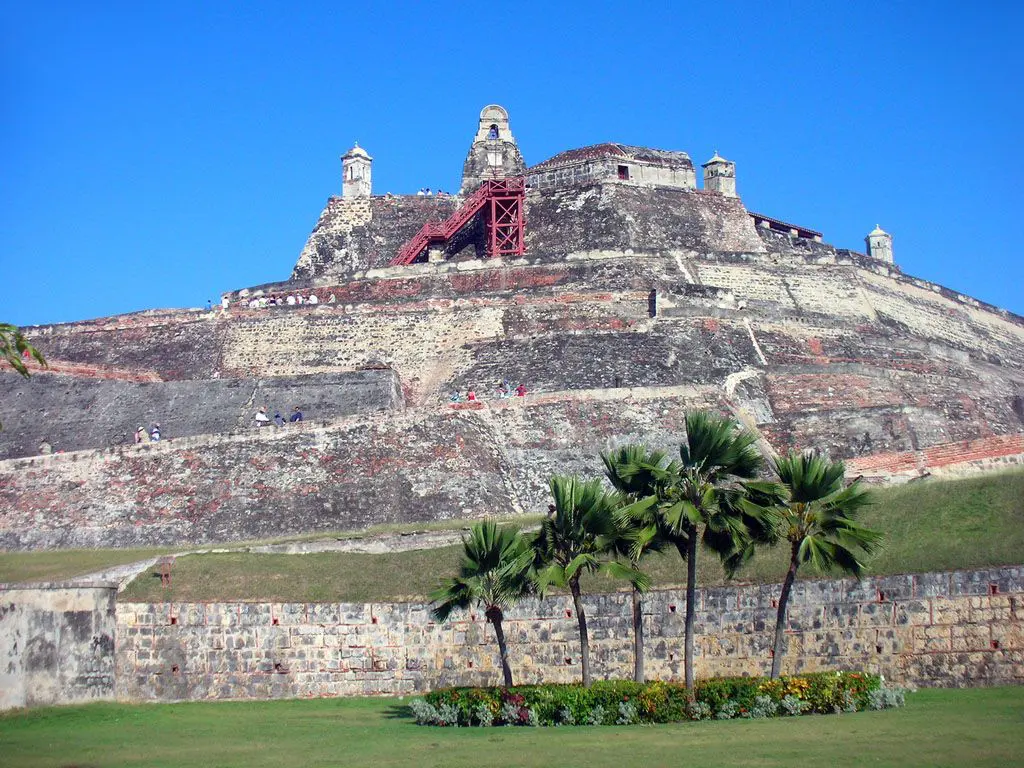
[114,566,1024,702]
[0,369,403,459]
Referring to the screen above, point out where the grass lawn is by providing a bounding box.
[1,687,1022,768]
[114,469,1024,603]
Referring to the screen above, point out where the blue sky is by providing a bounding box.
[2,1,1021,326]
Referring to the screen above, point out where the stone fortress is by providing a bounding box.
[1,103,1022,553]
[3,105,1024,710]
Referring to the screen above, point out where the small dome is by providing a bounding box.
[702,150,731,166]
[868,224,889,237]
[343,142,372,160]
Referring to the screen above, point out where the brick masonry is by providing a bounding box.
[107,565,1022,702]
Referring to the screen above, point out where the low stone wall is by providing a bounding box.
[0,583,117,709]
[115,566,1024,702]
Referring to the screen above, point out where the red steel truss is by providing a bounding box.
[391,177,526,266]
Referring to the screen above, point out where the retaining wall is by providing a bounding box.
[115,566,1024,702]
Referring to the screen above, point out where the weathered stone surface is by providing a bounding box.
[0,584,116,709]
[108,565,1024,704]
[0,370,402,459]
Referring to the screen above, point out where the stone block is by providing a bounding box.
[931,596,971,625]
[914,625,952,653]
[914,572,952,598]
[951,624,991,652]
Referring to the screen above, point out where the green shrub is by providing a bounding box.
[414,671,890,727]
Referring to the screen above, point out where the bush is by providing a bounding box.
[409,698,440,725]
[414,671,895,727]
[436,702,461,726]
[780,694,810,716]
[687,701,712,721]
[474,703,494,727]
[715,700,739,720]
[868,682,908,710]
[616,701,640,725]
[750,695,779,719]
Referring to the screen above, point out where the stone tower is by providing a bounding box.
[866,225,894,263]
[460,105,526,194]
[702,151,737,197]
[342,143,372,198]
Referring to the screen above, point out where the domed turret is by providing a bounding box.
[342,142,373,198]
[701,151,737,197]
[866,225,894,263]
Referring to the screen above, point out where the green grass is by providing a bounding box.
[0,547,179,585]
[114,469,1024,603]
[0,687,1021,767]
[0,515,542,586]
[4,469,1022,601]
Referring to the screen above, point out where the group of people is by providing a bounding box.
[254,406,304,427]
[245,293,334,309]
[134,424,161,443]
[415,188,450,196]
[450,380,527,403]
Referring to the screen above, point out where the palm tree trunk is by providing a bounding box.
[771,543,800,679]
[570,578,591,687]
[632,584,644,683]
[487,608,514,687]
[684,528,698,690]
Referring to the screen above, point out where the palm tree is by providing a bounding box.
[766,451,882,679]
[601,445,666,683]
[618,411,767,689]
[533,475,621,687]
[430,521,533,687]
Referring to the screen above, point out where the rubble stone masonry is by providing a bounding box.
[3,566,1020,709]
[108,565,1022,702]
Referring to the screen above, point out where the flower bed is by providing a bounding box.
[409,672,907,726]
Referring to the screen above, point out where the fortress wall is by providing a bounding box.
[847,433,1024,481]
[855,271,1024,367]
[525,185,766,257]
[0,583,117,710]
[3,380,1021,551]
[0,388,725,551]
[293,195,460,279]
[113,566,1024,703]
[0,408,517,550]
[26,310,225,381]
[292,184,767,281]
[0,370,403,460]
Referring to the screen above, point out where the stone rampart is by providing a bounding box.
[0,583,117,709]
[114,566,1024,702]
[6,252,1022,549]
[2,387,1022,550]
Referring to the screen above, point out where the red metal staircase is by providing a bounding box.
[391,177,526,266]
